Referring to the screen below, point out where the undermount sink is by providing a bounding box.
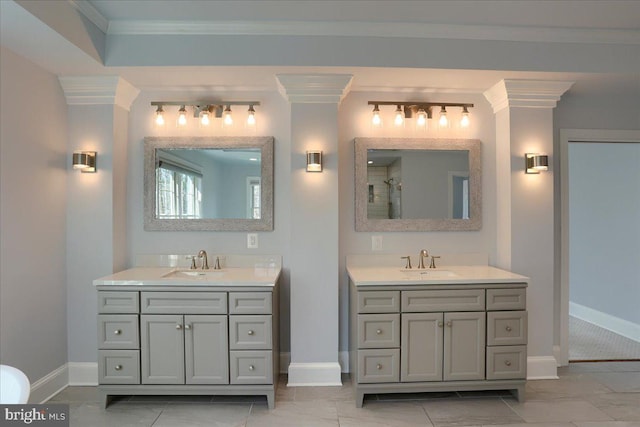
[163,269,225,280]
[400,269,458,279]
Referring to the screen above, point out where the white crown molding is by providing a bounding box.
[105,20,640,46]
[68,0,109,34]
[58,76,140,110]
[276,74,353,104]
[483,79,574,113]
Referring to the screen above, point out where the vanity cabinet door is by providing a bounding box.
[443,312,485,381]
[141,315,185,384]
[184,315,229,384]
[401,313,443,382]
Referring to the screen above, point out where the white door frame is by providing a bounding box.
[558,129,640,366]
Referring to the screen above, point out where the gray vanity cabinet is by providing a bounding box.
[350,282,527,407]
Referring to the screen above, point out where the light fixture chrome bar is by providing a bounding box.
[367,101,474,108]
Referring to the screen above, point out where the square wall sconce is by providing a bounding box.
[72,151,96,173]
[306,151,323,172]
[525,153,548,174]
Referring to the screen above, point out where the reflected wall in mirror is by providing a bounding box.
[355,138,481,231]
[144,136,274,231]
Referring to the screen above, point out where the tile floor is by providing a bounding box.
[48,362,640,427]
[569,316,640,361]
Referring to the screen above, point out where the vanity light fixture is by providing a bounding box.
[368,101,473,129]
[72,151,96,173]
[306,151,323,172]
[525,153,549,174]
[150,101,261,128]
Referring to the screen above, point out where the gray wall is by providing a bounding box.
[0,46,68,382]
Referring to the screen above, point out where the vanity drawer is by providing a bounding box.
[402,289,485,312]
[229,315,272,350]
[98,291,139,314]
[229,351,273,384]
[229,292,272,315]
[486,346,527,380]
[98,315,139,349]
[487,311,528,346]
[98,350,140,384]
[487,288,526,311]
[358,291,400,313]
[357,314,400,348]
[141,292,227,314]
[357,349,400,383]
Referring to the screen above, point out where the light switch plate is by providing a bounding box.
[372,235,383,251]
[247,233,258,249]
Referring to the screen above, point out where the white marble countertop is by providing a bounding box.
[347,265,529,287]
[94,266,281,287]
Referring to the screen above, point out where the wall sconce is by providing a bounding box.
[306,151,323,172]
[525,153,549,174]
[368,101,474,128]
[151,101,260,128]
[72,151,96,173]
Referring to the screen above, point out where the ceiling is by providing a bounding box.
[1,0,638,97]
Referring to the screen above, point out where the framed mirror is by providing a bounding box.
[355,138,481,231]
[144,136,274,231]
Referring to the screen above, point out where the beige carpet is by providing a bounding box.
[569,316,640,361]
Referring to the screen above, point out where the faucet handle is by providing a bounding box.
[189,256,197,270]
[429,255,441,269]
[401,256,412,269]
[213,256,221,270]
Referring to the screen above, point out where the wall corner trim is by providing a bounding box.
[275,74,353,104]
[287,362,343,386]
[58,76,140,110]
[483,79,574,113]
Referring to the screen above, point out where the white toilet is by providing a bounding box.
[0,364,30,404]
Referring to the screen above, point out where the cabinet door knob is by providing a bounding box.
[114,365,122,371]
[506,326,512,332]
[376,329,382,335]
[504,360,512,367]
[376,364,382,370]
[176,324,182,330]
[446,321,452,327]
[438,322,444,328]
[114,329,121,335]
[248,365,255,371]
[185,324,191,330]
[247,330,254,335]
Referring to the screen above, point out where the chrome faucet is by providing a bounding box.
[401,256,412,269]
[197,250,209,270]
[418,249,429,269]
[430,255,441,269]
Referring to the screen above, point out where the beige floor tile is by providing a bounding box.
[294,383,353,402]
[525,374,613,400]
[47,386,103,403]
[69,402,163,427]
[506,399,614,423]
[422,398,523,426]
[152,402,251,427]
[337,400,433,427]
[481,424,575,427]
[583,392,640,421]
[573,422,640,427]
[587,372,640,392]
[246,401,338,427]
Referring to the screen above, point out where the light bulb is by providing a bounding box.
[394,105,404,126]
[177,105,187,126]
[416,108,427,127]
[460,107,470,128]
[438,106,448,127]
[200,111,210,126]
[155,106,165,126]
[371,105,382,127]
[223,105,233,126]
[247,105,256,126]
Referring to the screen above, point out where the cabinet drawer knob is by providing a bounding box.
[506,326,512,332]
[504,360,512,367]
[114,365,122,371]
[185,324,191,330]
[248,330,254,335]
[114,329,121,335]
[376,329,382,335]
[248,365,255,371]
[376,364,382,370]
[438,322,444,328]
[176,324,182,330]
[446,321,452,327]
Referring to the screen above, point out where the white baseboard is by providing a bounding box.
[280,351,350,374]
[570,301,640,342]
[29,364,68,404]
[68,362,98,386]
[287,362,342,386]
[527,356,559,380]
[552,345,562,367]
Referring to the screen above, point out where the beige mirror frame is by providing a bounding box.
[144,136,274,231]
[355,137,482,232]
